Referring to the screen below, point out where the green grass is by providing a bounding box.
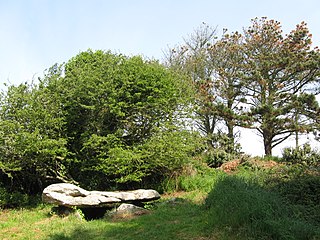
[205,174,320,239]
[49,198,209,240]
[0,192,212,240]
[0,165,319,240]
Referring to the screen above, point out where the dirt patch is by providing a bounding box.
[220,158,280,173]
[0,210,10,222]
[1,226,23,239]
[247,159,278,168]
[219,159,241,173]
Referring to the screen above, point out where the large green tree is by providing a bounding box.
[62,50,180,148]
[52,50,191,189]
[0,50,197,193]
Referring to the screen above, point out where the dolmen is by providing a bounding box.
[42,183,161,208]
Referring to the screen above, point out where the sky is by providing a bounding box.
[0,0,319,156]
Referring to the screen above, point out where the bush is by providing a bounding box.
[282,144,320,166]
[203,149,234,168]
[263,166,320,226]
[77,129,203,190]
[0,187,40,208]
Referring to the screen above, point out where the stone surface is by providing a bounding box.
[42,183,160,208]
[107,203,150,219]
[117,203,145,212]
[92,189,161,201]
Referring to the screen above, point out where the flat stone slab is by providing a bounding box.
[42,183,160,208]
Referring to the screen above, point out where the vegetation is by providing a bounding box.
[0,162,319,239]
[0,50,199,193]
[167,17,320,156]
[0,16,319,239]
[242,18,319,156]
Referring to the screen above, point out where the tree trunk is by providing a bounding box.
[226,99,235,153]
[203,114,216,148]
[263,131,273,156]
[264,141,272,156]
[226,121,235,153]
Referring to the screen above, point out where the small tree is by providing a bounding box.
[207,31,251,152]
[166,24,249,153]
[165,23,219,146]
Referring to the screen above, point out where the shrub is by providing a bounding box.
[203,149,234,168]
[282,144,320,166]
[78,129,203,190]
[202,132,241,168]
[0,187,40,208]
[266,167,320,204]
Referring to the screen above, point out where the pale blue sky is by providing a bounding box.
[0,0,319,155]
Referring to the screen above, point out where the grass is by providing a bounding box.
[0,192,212,240]
[0,164,319,240]
[0,205,56,240]
[205,174,320,239]
[50,197,208,240]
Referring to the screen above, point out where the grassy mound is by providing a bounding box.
[205,174,320,239]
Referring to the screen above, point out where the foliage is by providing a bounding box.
[167,24,220,141]
[242,18,320,155]
[236,159,320,226]
[282,143,320,166]
[166,23,247,152]
[0,50,192,193]
[262,161,320,225]
[139,129,202,177]
[207,29,250,148]
[0,186,40,208]
[56,50,190,189]
[204,149,234,168]
[62,50,181,146]
[80,129,203,190]
[0,187,29,208]
[274,173,320,210]
[202,131,242,168]
[0,80,68,193]
[167,18,320,156]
